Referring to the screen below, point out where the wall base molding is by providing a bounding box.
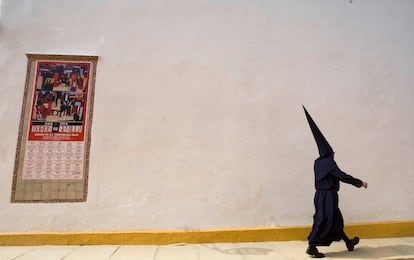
[0,221,413,246]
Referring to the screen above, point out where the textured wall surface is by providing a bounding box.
[0,0,413,232]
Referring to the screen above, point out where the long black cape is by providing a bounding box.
[308,157,362,246]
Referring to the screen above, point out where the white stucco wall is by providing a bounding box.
[0,0,413,232]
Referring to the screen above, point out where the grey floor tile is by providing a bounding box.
[321,238,414,260]
[110,245,158,260]
[371,238,410,246]
[0,237,412,260]
[197,243,244,260]
[270,240,309,260]
[319,241,376,260]
[232,242,286,259]
[63,245,119,260]
[360,237,414,259]
[401,237,414,244]
[155,244,198,260]
[14,246,77,260]
[0,246,36,260]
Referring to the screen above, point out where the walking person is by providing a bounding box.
[303,106,368,258]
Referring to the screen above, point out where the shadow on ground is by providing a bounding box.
[325,245,414,259]
[202,244,273,255]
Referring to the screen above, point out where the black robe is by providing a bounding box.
[308,157,362,246]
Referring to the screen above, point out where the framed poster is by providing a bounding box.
[11,54,98,203]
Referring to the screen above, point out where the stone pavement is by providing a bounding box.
[0,237,413,259]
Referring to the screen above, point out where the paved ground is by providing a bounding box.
[0,237,413,259]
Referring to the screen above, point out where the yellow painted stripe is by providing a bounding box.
[0,221,412,246]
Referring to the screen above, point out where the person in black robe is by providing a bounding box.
[303,106,368,258]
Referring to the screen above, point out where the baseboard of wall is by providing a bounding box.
[0,221,413,246]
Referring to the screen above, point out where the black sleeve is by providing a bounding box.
[331,168,363,188]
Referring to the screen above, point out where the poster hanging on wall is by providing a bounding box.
[11,54,98,203]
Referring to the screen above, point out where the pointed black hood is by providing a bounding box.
[303,105,334,158]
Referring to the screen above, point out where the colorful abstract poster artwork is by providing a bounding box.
[12,54,98,202]
[30,62,90,142]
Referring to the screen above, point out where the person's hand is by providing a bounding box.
[362,182,368,189]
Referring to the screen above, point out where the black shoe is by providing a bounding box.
[346,237,359,251]
[306,246,325,258]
